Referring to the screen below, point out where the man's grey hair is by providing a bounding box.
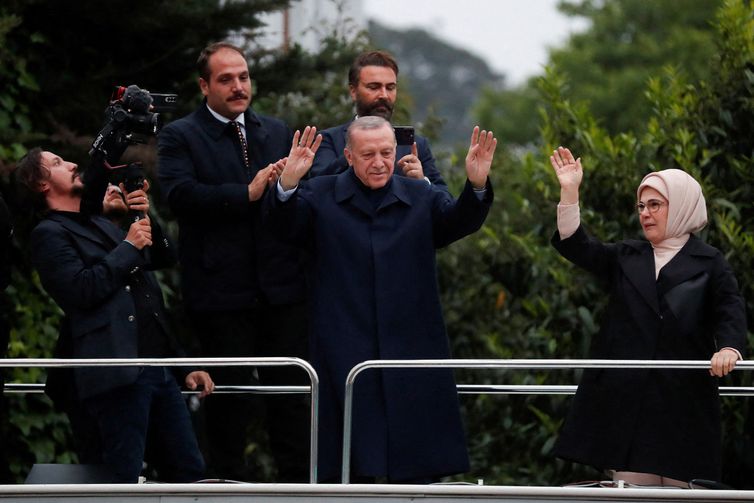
[345,116,395,149]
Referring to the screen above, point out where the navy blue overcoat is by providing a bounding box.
[265,171,493,481]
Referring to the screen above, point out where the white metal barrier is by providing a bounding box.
[0,357,319,483]
[341,359,754,483]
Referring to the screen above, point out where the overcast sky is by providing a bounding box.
[362,0,588,86]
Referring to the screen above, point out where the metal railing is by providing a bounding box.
[341,358,754,483]
[0,357,320,483]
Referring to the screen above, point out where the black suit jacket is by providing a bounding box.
[310,121,447,189]
[31,212,178,400]
[158,103,305,311]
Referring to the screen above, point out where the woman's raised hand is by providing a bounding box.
[550,146,582,205]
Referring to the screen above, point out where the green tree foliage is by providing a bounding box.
[475,0,723,146]
[442,0,754,486]
[0,7,40,168]
[1,0,290,139]
[250,33,369,130]
[368,20,503,147]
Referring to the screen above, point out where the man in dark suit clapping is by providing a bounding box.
[157,42,310,482]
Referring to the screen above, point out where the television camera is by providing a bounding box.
[89,84,177,221]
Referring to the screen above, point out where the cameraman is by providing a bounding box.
[16,148,213,483]
[45,180,175,466]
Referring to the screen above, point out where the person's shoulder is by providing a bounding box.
[616,237,650,254]
[414,133,433,151]
[305,173,339,192]
[31,215,67,240]
[393,175,434,200]
[320,122,349,136]
[161,108,202,135]
[168,104,204,125]
[684,235,720,257]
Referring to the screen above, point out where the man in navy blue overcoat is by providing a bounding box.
[264,117,497,482]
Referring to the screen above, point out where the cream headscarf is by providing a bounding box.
[636,169,708,277]
[637,169,708,238]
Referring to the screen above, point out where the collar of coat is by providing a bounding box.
[196,102,267,145]
[620,234,718,315]
[333,170,415,217]
[46,211,123,248]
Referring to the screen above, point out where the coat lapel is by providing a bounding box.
[656,236,716,295]
[196,103,259,181]
[49,213,115,249]
[334,170,373,217]
[334,172,412,217]
[90,216,124,245]
[245,110,268,176]
[619,241,661,315]
[377,177,412,213]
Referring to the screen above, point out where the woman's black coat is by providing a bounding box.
[552,225,746,482]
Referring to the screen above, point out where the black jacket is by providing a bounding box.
[157,104,305,311]
[552,225,747,482]
[31,212,185,400]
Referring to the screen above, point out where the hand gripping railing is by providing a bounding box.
[341,358,754,483]
[0,357,319,483]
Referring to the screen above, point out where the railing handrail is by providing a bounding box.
[1,357,319,483]
[341,358,754,483]
[1,356,313,367]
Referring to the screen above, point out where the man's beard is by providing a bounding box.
[356,97,394,120]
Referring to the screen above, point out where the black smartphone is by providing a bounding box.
[393,126,415,146]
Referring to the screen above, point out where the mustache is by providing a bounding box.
[368,98,393,112]
[228,92,249,101]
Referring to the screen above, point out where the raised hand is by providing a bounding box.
[398,142,424,180]
[465,126,498,189]
[550,146,583,204]
[280,126,323,190]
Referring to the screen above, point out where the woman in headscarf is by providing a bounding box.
[549,147,747,487]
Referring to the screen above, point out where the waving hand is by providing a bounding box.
[465,126,498,189]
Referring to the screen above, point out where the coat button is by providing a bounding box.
[125,286,131,292]
[128,315,135,322]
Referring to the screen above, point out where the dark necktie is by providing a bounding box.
[229,120,250,178]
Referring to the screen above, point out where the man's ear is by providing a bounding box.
[344,147,353,167]
[37,180,50,194]
[199,77,209,97]
[348,84,357,102]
